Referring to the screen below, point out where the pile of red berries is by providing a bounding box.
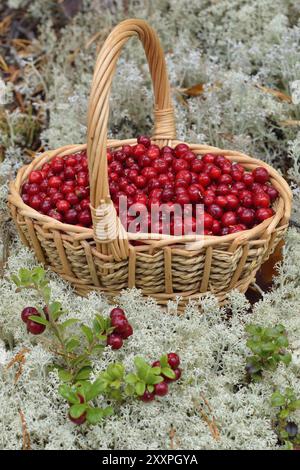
[21,306,47,334]
[21,136,279,235]
[107,307,133,350]
[21,151,92,227]
[141,353,182,402]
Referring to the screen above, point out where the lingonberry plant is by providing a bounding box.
[21,137,278,236]
[245,324,291,381]
[271,388,300,449]
[12,267,181,426]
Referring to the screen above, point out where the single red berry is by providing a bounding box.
[253,191,270,208]
[172,158,189,173]
[78,210,92,227]
[120,323,133,339]
[208,204,223,220]
[64,209,78,224]
[167,352,180,369]
[264,185,278,202]
[133,144,147,158]
[140,390,155,402]
[147,145,161,160]
[222,211,237,227]
[216,183,230,196]
[219,173,232,185]
[64,167,76,180]
[173,368,182,381]
[29,194,43,210]
[204,212,214,230]
[48,176,62,189]
[56,199,71,213]
[174,143,189,158]
[137,135,151,148]
[256,207,274,222]
[22,193,30,205]
[27,319,46,335]
[111,315,129,334]
[226,194,239,210]
[107,333,123,350]
[202,154,215,164]
[48,209,63,222]
[211,219,221,235]
[198,173,211,187]
[51,157,64,174]
[28,170,43,185]
[21,306,39,324]
[191,159,204,173]
[110,307,126,318]
[243,173,254,186]
[27,183,40,195]
[40,198,53,214]
[238,207,255,226]
[209,165,222,181]
[187,184,202,203]
[214,195,228,208]
[65,155,77,167]
[252,167,269,184]
[154,381,169,396]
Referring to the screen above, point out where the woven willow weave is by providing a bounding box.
[8,19,292,308]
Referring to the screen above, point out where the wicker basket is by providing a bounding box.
[8,19,292,307]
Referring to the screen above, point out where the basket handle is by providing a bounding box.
[87,19,176,257]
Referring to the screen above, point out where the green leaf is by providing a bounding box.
[125,384,135,396]
[19,268,31,284]
[86,407,103,424]
[279,353,292,365]
[58,384,80,404]
[60,319,79,329]
[75,366,92,381]
[85,379,106,401]
[151,366,161,375]
[102,406,113,417]
[66,337,80,353]
[69,403,87,419]
[271,391,285,407]
[81,325,94,344]
[159,354,168,368]
[42,286,51,304]
[58,369,73,383]
[135,381,146,396]
[125,373,138,385]
[279,409,289,419]
[147,384,154,393]
[161,367,176,379]
[11,274,21,286]
[31,267,46,284]
[28,315,49,326]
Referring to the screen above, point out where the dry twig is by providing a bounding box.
[193,394,220,441]
[19,409,31,450]
[6,347,30,383]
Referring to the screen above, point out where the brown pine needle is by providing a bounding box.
[6,347,30,383]
[193,395,220,441]
[169,425,177,449]
[19,410,31,451]
[256,84,292,103]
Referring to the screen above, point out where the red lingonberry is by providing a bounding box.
[21,306,39,324]
[253,191,270,208]
[27,319,46,335]
[256,207,274,222]
[174,143,189,158]
[252,167,269,184]
[140,390,155,402]
[107,333,123,350]
[222,211,237,227]
[154,382,169,396]
[167,352,180,369]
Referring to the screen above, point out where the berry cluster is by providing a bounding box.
[108,136,278,235]
[21,306,47,334]
[141,353,182,402]
[107,307,133,350]
[21,137,278,235]
[21,151,92,227]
